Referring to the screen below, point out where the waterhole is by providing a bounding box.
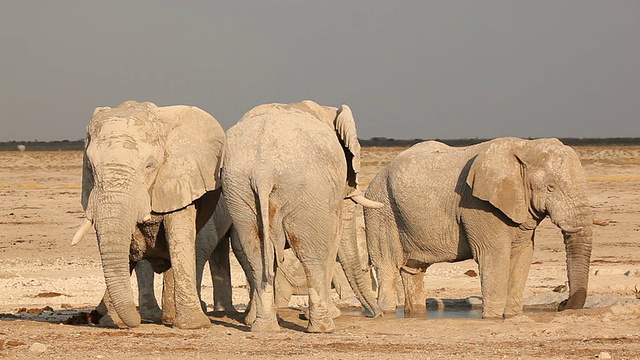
[337,297,560,319]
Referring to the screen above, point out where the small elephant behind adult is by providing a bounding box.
[365,137,596,319]
[274,209,376,310]
[72,100,225,329]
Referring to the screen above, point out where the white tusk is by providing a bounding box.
[557,220,583,234]
[593,218,609,226]
[71,218,93,246]
[350,194,384,209]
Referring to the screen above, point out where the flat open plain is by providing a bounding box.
[0,146,639,359]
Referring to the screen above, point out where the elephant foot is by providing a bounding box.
[481,310,505,320]
[482,304,506,319]
[482,314,504,320]
[199,300,209,313]
[173,309,211,329]
[503,307,523,319]
[306,316,335,333]
[329,303,341,319]
[403,303,427,318]
[243,305,257,325]
[213,303,237,313]
[98,313,127,328]
[161,307,176,325]
[381,307,398,315]
[139,306,162,324]
[251,316,280,332]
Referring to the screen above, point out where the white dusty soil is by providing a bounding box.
[1,147,640,359]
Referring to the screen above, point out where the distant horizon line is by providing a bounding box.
[1,136,640,143]
[1,137,640,151]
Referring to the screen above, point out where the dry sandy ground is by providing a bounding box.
[0,146,639,359]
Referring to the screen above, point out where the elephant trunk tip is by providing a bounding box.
[123,313,142,328]
[558,288,587,311]
[370,307,383,319]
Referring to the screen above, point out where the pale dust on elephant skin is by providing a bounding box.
[0,147,639,358]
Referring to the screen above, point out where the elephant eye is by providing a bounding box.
[547,183,556,192]
[145,161,157,171]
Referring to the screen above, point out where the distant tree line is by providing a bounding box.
[1,137,640,151]
[0,140,85,151]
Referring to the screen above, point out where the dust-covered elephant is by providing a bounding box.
[71,100,224,329]
[365,138,596,319]
[222,100,383,333]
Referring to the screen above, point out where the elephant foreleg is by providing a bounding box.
[161,267,176,325]
[400,264,428,316]
[274,268,295,308]
[210,236,235,312]
[164,205,211,329]
[375,264,400,313]
[504,232,535,318]
[135,260,162,323]
[471,237,511,319]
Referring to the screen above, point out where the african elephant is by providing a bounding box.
[222,100,383,332]
[364,137,594,319]
[71,100,225,329]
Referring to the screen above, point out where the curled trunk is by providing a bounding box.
[93,195,141,327]
[337,199,382,317]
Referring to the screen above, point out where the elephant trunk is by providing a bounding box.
[337,199,382,317]
[93,192,141,327]
[550,201,593,311]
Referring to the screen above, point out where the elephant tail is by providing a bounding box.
[250,175,281,281]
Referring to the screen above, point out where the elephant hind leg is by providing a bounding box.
[233,219,279,332]
[285,219,337,333]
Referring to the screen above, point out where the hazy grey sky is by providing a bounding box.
[1,1,638,141]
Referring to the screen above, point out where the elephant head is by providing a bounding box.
[466,137,593,310]
[73,100,224,327]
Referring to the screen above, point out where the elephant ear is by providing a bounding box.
[80,145,93,211]
[334,104,361,188]
[81,106,110,212]
[465,139,528,224]
[151,106,225,213]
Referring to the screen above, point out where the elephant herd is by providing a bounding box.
[71,99,601,333]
